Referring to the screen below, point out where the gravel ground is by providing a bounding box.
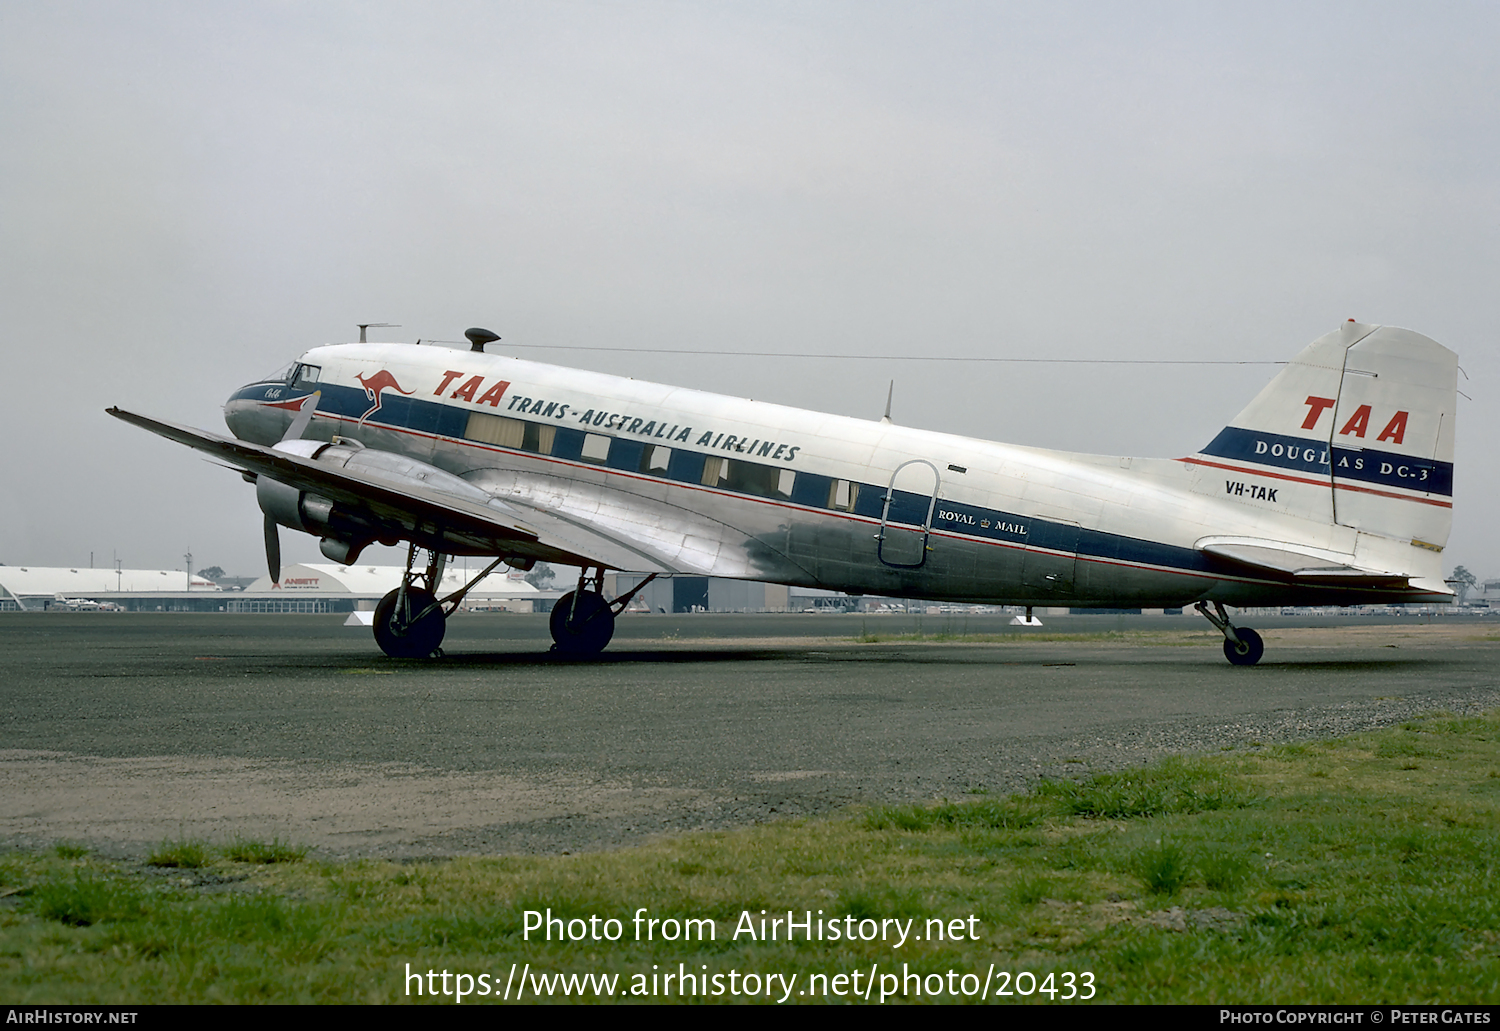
[1,613,1496,859]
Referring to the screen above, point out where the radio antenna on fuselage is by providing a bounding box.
[356,323,400,343]
[881,380,894,424]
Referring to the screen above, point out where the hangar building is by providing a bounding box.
[0,563,544,613]
[0,566,217,611]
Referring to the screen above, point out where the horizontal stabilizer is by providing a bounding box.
[1196,537,1412,587]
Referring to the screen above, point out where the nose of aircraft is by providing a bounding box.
[223,378,294,446]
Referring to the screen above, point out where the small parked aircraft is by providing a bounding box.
[108,320,1457,664]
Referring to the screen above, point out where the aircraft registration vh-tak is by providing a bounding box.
[108,320,1457,665]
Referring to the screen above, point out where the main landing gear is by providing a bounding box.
[373,546,508,659]
[1196,600,1264,666]
[549,569,658,657]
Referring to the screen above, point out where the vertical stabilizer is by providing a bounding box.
[1190,323,1456,572]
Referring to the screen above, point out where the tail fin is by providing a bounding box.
[1191,322,1456,570]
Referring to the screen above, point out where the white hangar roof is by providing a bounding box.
[0,566,218,599]
[243,563,540,597]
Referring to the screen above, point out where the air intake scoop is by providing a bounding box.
[465,327,500,352]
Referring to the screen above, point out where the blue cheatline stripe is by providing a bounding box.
[1200,427,1331,474]
[1199,426,1451,496]
[1330,445,1452,496]
[231,383,314,404]
[282,385,1274,583]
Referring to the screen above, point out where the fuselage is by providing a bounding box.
[224,342,1448,608]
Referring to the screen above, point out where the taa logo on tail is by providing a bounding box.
[1301,396,1409,444]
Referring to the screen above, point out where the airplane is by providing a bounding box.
[107,320,1458,665]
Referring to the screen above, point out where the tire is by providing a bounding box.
[1222,627,1264,666]
[373,587,446,658]
[549,590,616,655]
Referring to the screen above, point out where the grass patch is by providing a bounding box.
[31,874,152,927]
[864,795,1048,831]
[1198,848,1254,892]
[4,711,1500,1003]
[1036,756,1255,818]
[1131,840,1192,896]
[147,838,212,869]
[223,837,307,865]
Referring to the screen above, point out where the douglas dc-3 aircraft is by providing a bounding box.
[108,321,1457,665]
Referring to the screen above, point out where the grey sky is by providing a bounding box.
[2,1,1494,580]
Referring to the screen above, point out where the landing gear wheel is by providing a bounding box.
[550,590,615,656]
[1223,627,1264,666]
[373,587,446,658]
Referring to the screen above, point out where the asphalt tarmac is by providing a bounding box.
[2,611,1497,859]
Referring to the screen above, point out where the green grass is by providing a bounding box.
[1130,840,1192,896]
[147,838,212,869]
[4,713,1500,1003]
[223,837,307,865]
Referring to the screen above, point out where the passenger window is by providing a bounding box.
[465,413,524,448]
[828,479,858,511]
[641,445,671,475]
[707,460,796,499]
[465,415,556,455]
[725,461,780,498]
[580,433,611,464]
[524,423,556,455]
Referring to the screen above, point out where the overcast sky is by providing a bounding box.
[2,1,1494,581]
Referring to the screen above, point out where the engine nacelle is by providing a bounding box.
[255,476,336,536]
[257,440,374,561]
[254,440,502,560]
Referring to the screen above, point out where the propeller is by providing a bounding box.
[280,390,321,443]
[263,390,321,580]
[264,514,281,582]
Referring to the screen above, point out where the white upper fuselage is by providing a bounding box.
[222,341,1447,606]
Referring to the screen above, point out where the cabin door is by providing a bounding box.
[876,460,941,568]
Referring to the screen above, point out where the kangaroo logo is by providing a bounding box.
[356,370,414,424]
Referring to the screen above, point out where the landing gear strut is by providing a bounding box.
[549,569,657,656]
[373,546,507,659]
[1196,600,1264,666]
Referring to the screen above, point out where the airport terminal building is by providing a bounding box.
[0,566,218,611]
[0,563,545,613]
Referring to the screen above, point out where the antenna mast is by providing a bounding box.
[356,323,400,343]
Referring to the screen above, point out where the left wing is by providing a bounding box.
[106,408,677,572]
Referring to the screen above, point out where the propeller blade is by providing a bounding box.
[264,514,281,582]
[280,390,322,442]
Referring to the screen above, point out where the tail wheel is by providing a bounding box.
[1223,627,1264,666]
[373,587,446,658]
[550,590,615,655]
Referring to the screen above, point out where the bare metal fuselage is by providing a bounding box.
[223,342,1450,610]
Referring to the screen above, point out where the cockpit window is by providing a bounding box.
[293,363,321,388]
[255,362,298,385]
